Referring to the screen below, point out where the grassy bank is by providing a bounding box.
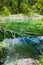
[4,20,43,37]
[0,20,43,40]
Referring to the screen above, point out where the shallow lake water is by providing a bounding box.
[2,37,43,65]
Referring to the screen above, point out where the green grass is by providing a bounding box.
[0,20,43,38]
[33,55,43,65]
[4,20,43,36]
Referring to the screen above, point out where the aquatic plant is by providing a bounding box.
[0,42,9,65]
